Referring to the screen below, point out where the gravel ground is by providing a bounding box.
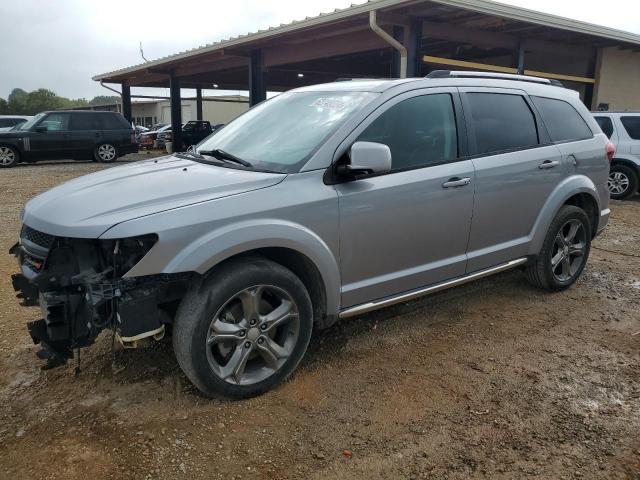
[0,158,638,480]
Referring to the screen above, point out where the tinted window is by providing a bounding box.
[0,118,24,128]
[40,113,70,131]
[97,113,130,130]
[466,93,538,155]
[594,116,614,139]
[531,96,592,143]
[71,113,101,130]
[358,94,458,171]
[621,116,640,140]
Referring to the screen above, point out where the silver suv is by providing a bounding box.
[11,71,611,399]
[593,112,640,199]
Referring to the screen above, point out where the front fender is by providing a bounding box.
[131,219,342,316]
[527,175,601,256]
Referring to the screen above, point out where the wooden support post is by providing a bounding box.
[170,75,183,151]
[249,50,266,106]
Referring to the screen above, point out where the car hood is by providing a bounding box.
[22,155,286,238]
[0,130,19,137]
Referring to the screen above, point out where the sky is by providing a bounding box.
[1,0,639,101]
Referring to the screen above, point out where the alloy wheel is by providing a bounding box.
[205,285,300,386]
[608,171,630,196]
[98,144,116,161]
[551,219,587,282]
[0,147,16,166]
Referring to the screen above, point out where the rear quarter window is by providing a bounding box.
[531,96,593,143]
[594,116,614,139]
[465,93,539,155]
[98,113,131,130]
[620,116,640,140]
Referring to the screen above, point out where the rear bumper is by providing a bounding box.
[120,144,138,155]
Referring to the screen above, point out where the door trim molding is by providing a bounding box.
[339,257,527,318]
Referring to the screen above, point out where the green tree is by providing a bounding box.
[0,98,8,114]
[24,88,64,114]
[90,95,119,106]
[7,88,28,113]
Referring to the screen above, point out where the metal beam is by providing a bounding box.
[516,40,526,74]
[407,17,423,77]
[249,49,266,106]
[169,75,183,152]
[121,82,132,123]
[196,88,203,120]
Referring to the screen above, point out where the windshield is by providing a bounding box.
[196,91,378,173]
[15,113,45,131]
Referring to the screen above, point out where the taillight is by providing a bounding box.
[605,141,616,162]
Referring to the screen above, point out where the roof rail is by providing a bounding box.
[426,70,564,87]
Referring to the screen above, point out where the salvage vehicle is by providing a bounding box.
[11,72,611,399]
[163,120,218,150]
[139,124,171,149]
[0,111,137,167]
[592,112,640,199]
[0,115,33,132]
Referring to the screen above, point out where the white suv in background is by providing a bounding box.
[593,112,640,199]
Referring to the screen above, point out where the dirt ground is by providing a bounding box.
[0,156,638,480]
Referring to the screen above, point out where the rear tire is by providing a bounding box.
[608,164,637,200]
[525,205,591,291]
[0,145,19,168]
[94,143,118,163]
[173,257,313,399]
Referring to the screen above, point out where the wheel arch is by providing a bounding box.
[141,220,342,326]
[610,156,640,176]
[528,176,601,256]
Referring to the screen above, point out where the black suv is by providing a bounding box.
[163,120,219,150]
[0,111,138,168]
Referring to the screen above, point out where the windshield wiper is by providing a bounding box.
[199,149,253,168]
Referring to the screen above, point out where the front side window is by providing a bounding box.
[196,91,378,173]
[531,96,592,143]
[466,93,538,156]
[40,113,70,131]
[621,116,640,140]
[594,116,614,139]
[357,93,458,171]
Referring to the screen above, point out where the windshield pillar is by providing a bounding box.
[249,49,266,107]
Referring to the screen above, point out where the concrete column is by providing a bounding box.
[121,82,132,123]
[169,75,183,151]
[196,87,203,121]
[249,49,266,106]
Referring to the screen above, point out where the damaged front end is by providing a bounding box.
[10,225,190,369]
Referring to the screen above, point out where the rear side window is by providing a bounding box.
[594,116,614,139]
[531,96,592,143]
[621,117,640,140]
[357,93,458,171]
[97,113,131,130]
[465,93,538,155]
[71,113,101,130]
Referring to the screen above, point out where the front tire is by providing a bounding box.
[173,258,313,399]
[526,205,591,291]
[94,143,118,163]
[608,164,638,200]
[0,145,19,168]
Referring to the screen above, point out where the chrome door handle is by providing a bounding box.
[442,177,472,188]
[539,160,560,169]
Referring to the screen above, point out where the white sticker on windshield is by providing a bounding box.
[311,98,346,111]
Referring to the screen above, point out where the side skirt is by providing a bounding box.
[339,258,528,319]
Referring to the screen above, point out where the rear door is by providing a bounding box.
[29,113,73,159]
[70,113,102,156]
[460,88,564,272]
[335,88,476,307]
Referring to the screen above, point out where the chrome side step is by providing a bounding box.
[339,258,528,319]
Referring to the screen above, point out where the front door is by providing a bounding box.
[335,89,475,308]
[460,88,566,272]
[29,112,73,159]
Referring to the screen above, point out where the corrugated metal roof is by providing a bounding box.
[93,0,640,82]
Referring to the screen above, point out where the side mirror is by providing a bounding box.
[35,125,47,133]
[338,141,392,177]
